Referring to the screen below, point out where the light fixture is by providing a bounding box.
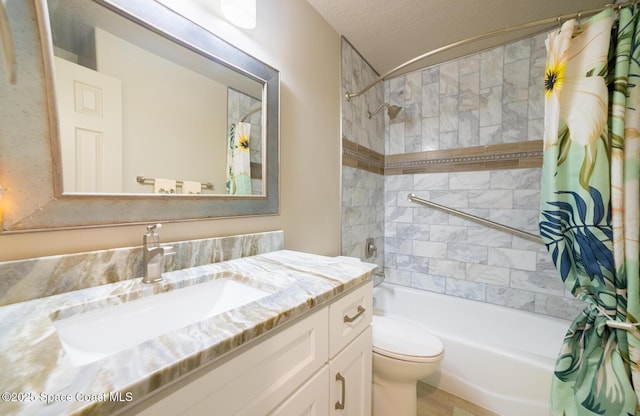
[220,0,256,29]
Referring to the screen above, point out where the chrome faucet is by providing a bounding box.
[142,224,174,283]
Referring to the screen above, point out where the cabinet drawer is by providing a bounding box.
[135,307,329,416]
[329,282,372,357]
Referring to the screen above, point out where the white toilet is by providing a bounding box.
[371,315,444,416]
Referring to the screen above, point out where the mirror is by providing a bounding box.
[48,0,266,195]
[0,0,279,231]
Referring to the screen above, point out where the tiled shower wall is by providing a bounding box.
[385,34,546,153]
[384,169,587,317]
[341,38,384,269]
[342,32,585,319]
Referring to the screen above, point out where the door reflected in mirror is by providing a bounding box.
[48,0,264,196]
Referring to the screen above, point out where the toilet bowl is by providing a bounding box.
[372,315,444,416]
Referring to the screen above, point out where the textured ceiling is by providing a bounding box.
[306,0,610,77]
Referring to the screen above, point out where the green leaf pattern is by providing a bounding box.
[540,7,640,415]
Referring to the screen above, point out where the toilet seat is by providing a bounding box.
[372,315,444,363]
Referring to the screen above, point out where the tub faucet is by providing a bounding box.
[142,224,174,283]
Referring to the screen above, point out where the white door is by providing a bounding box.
[54,56,123,193]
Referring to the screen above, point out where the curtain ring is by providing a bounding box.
[577,11,582,27]
[556,16,562,33]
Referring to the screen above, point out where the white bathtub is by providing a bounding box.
[373,283,571,416]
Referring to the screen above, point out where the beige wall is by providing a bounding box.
[0,0,342,261]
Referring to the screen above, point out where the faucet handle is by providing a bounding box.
[161,244,176,257]
[146,223,162,232]
[143,223,163,248]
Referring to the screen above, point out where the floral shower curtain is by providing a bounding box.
[225,122,252,195]
[540,6,640,416]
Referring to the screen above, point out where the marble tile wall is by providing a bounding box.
[341,38,384,269]
[342,38,385,155]
[341,31,585,319]
[0,230,284,306]
[382,33,585,318]
[385,169,584,317]
[227,88,263,194]
[227,88,262,167]
[342,165,384,269]
[385,32,547,153]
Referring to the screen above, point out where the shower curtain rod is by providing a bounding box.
[345,1,633,101]
[240,106,261,122]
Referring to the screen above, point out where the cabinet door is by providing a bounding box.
[269,366,329,416]
[330,326,372,416]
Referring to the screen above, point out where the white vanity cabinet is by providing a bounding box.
[129,282,373,416]
[328,280,373,416]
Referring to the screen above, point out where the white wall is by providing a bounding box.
[0,0,342,260]
[95,28,228,193]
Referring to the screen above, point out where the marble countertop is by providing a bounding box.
[0,250,376,416]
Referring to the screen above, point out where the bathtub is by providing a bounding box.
[373,283,571,416]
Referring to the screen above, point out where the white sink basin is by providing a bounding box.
[53,278,270,366]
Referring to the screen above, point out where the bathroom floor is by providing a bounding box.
[416,382,498,416]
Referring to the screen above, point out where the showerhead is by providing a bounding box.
[368,103,403,120]
[386,104,402,120]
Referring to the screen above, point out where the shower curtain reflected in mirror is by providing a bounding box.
[226,122,252,195]
[539,6,640,415]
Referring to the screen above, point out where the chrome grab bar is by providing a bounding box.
[408,193,543,243]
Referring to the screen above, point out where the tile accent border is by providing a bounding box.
[342,138,385,175]
[385,140,543,174]
[342,138,543,175]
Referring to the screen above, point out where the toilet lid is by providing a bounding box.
[372,315,444,361]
